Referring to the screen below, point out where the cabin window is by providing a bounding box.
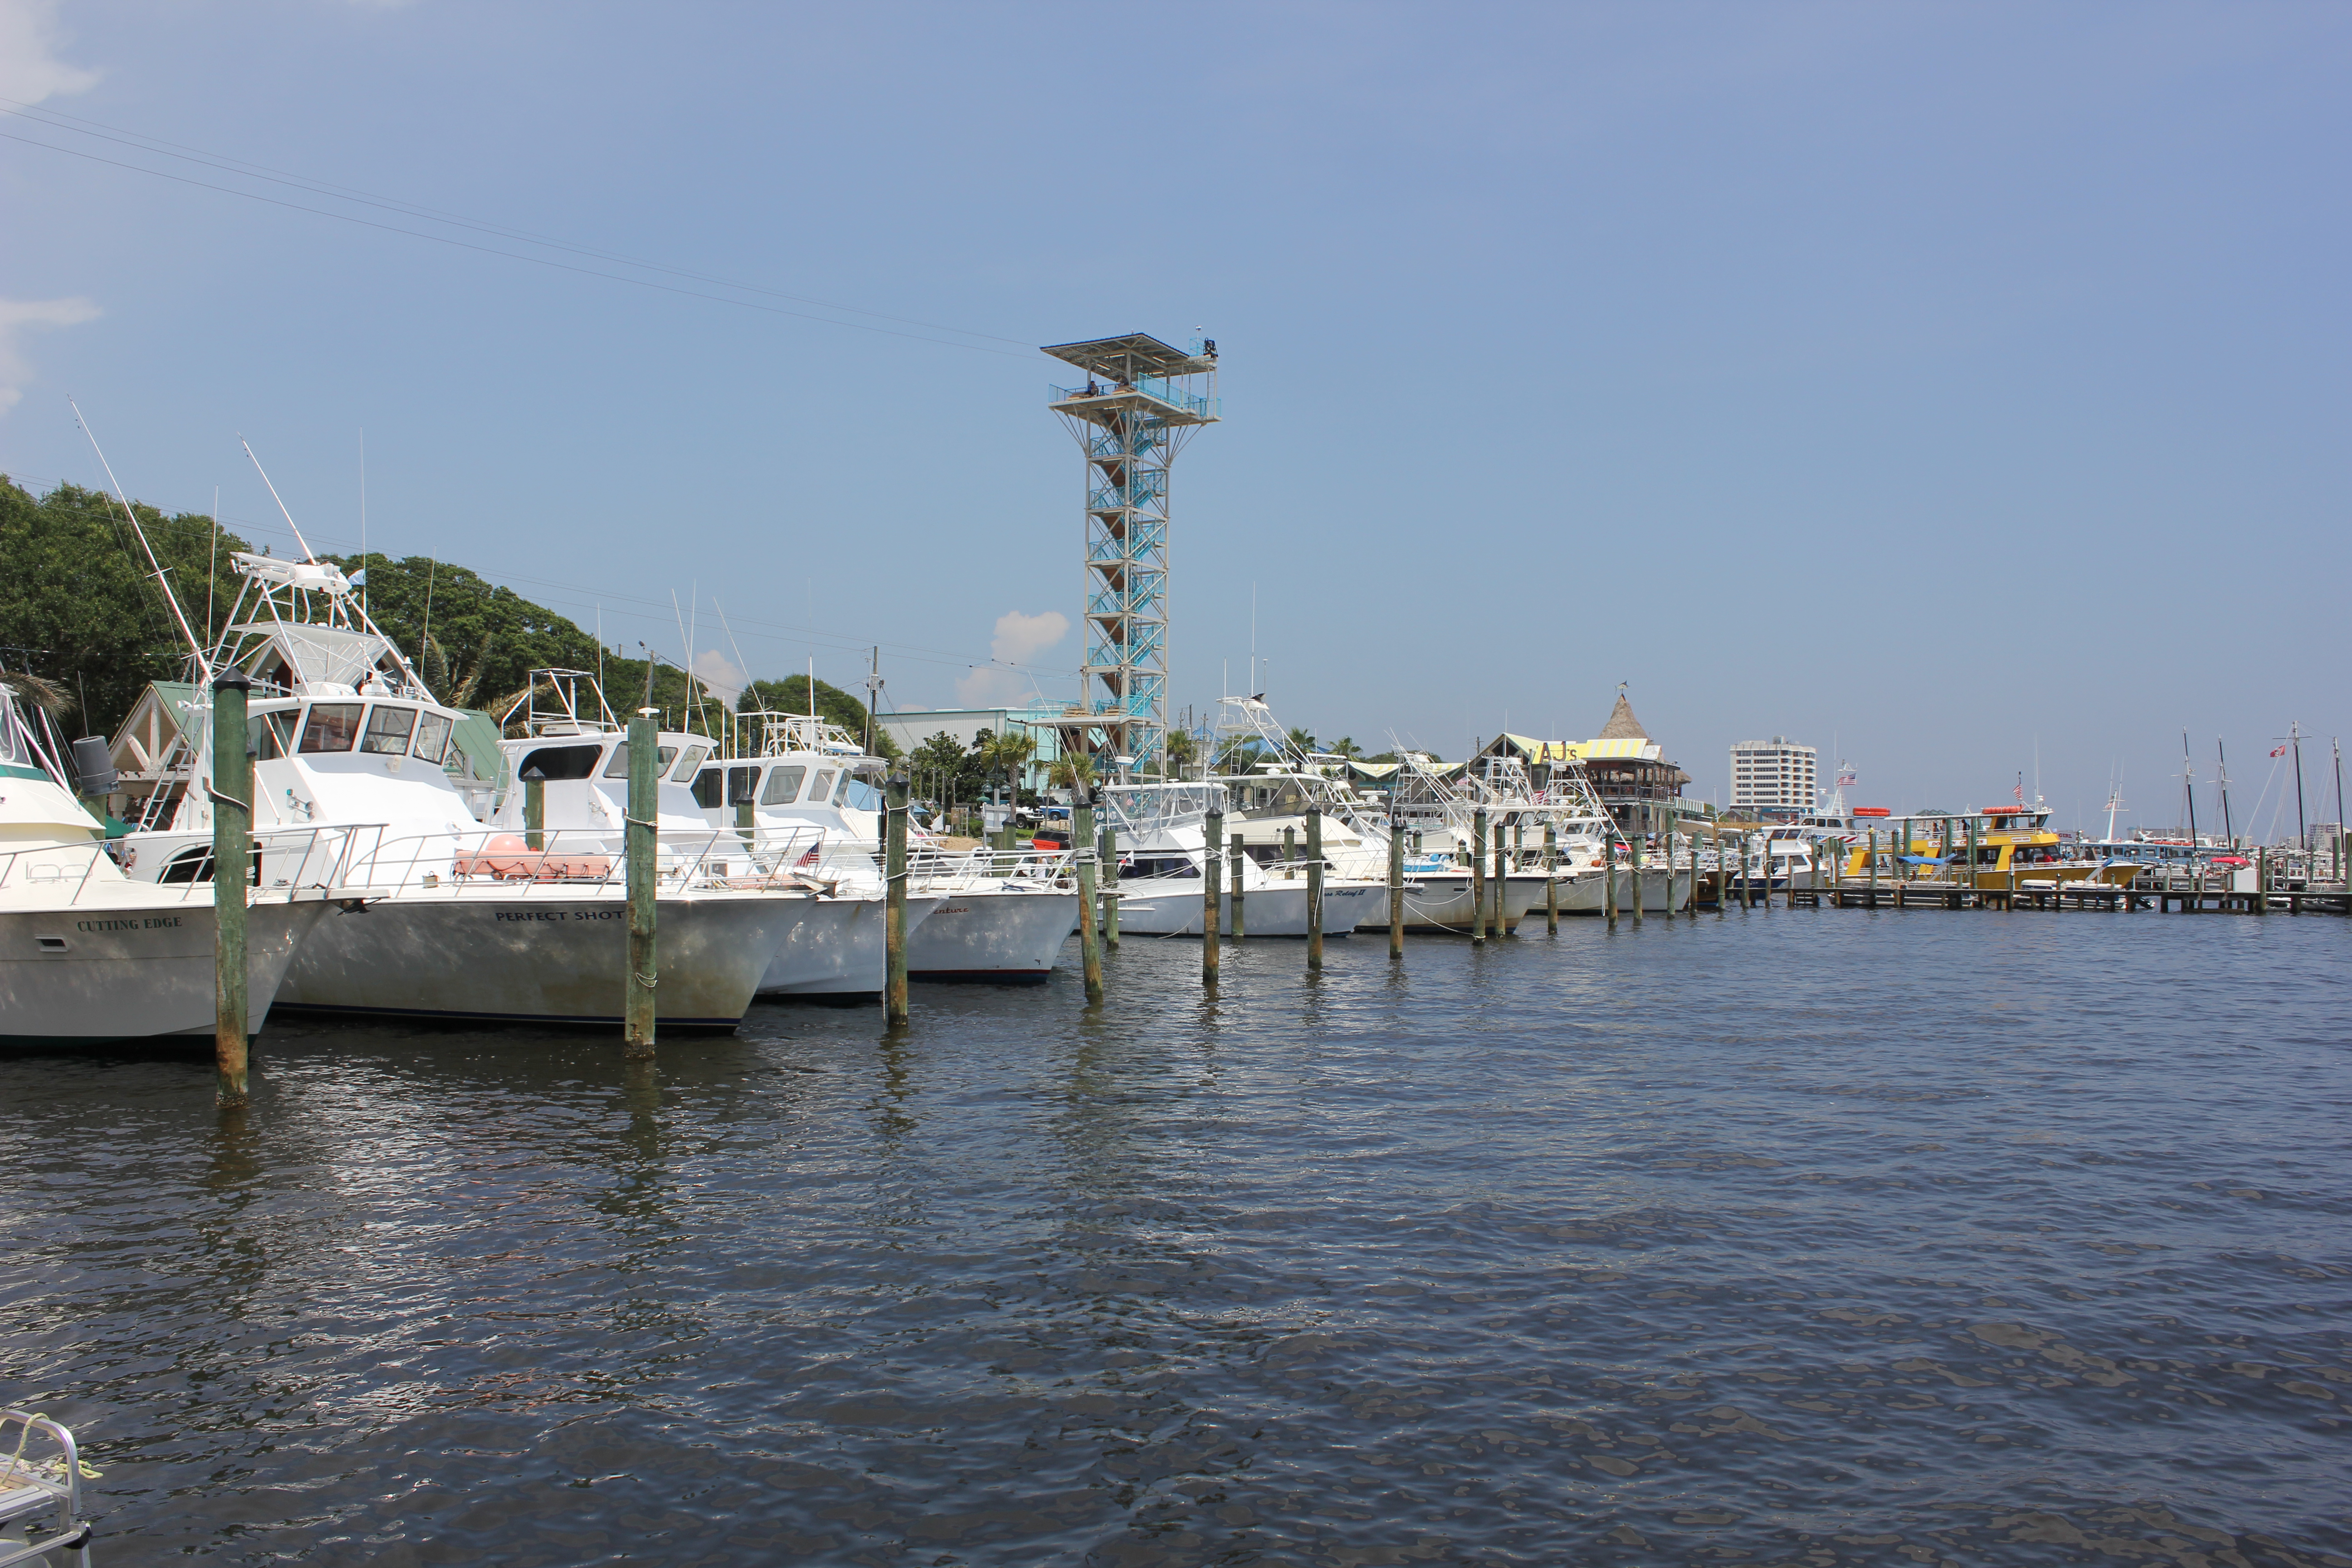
[671,745,711,782]
[248,710,297,761]
[809,769,837,803]
[412,711,451,764]
[518,744,604,781]
[833,770,853,804]
[601,743,680,779]
[760,765,806,805]
[299,704,363,753]
[728,766,758,805]
[360,705,417,756]
[691,768,723,808]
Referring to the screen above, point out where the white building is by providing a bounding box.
[1730,737,1818,815]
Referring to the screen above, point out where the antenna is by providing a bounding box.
[239,436,319,562]
[206,485,220,651]
[70,398,211,678]
[358,427,367,618]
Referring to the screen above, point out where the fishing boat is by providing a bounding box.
[679,699,1082,986]
[488,675,958,1000]
[1096,780,1384,936]
[116,554,808,1029]
[0,670,339,1050]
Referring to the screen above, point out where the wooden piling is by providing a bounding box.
[1605,832,1618,924]
[2254,848,2267,915]
[1544,822,1559,935]
[1492,818,1509,938]
[1388,814,1406,959]
[1099,820,1119,947]
[1230,830,1246,939]
[1075,790,1103,1004]
[1470,807,1489,943]
[625,711,659,1057]
[1306,804,1325,971]
[1866,828,1878,908]
[1203,807,1223,984]
[885,771,911,1024]
[1283,824,1297,868]
[1631,828,1644,923]
[523,765,547,852]
[211,671,253,1107]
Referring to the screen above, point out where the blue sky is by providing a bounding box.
[3,1,2345,833]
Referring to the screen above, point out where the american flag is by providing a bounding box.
[2014,778,2025,804]
[1838,764,1856,786]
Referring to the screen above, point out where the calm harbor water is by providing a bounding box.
[4,911,2348,1566]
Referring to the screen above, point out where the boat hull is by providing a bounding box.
[1111,881,1382,937]
[275,889,808,1029]
[907,887,1079,981]
[1,897,332,1049]
[757,895,942,998]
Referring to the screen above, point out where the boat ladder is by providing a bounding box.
[0,1412,93,1566]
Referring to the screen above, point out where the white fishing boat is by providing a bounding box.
[681,701,1078,985]
[489,678,947,1000]
[115,553,807,1030]
[1096,781,1384,936]
[0,670,338,1051]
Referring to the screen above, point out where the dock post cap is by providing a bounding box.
[211,669,253,693]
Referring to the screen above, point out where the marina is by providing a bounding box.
[4,11,2347,1558]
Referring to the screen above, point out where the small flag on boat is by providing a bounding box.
[796,844,821,866]
[2014,779,2024,803]
[2270,745,2288,757]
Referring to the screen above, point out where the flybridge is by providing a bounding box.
[214,549,430,701]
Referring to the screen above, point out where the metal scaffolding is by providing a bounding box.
[1041,332,1220,777]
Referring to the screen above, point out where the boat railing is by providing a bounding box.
[907,844,1076,890]
[348,822,835,896]
[0,1408,92,1566]
[1,823,371,906]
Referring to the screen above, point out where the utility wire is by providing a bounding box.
[0,98,1036,351]
[0,126,1038,360]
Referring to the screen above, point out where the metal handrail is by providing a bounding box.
[0,1409,91,1567]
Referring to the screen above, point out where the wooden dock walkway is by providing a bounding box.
[1698,874,2352,916]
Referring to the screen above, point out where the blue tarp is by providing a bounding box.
[1897,853,1952,864]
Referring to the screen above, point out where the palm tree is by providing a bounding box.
[1048,751,1098,794]
[1285,724,1317,758]
[1161,727,1197,780]
[977,731,1036,823]
[1328,735,1363,760]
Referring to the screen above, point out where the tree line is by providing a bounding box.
[0,475,885,748]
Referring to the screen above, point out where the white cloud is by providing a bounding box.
[691,648,746,705]
[954,608,1068,707]
[0,0,100,104]
[0,296,102,415]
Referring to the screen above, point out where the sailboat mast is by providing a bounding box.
[2291,721,2306,848]
[2216,738,2234,846]
[2181,730,2196,842]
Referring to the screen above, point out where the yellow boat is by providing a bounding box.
[1837,805,2137,889]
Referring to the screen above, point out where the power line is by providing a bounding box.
[0,466,1078,683]
[0,125,1038,360]
[0,98,1037,351]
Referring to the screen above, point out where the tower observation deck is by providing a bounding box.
[1042,332,1220,778]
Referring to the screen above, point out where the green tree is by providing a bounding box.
[736,675,899,759]
[976,730,1035,807]
[0,477,255,738]
[1048,751,1097,793]
[908,730,967,804]
[1160,727,1197,779]
[1328,735,1363,760]
[328,552,607,712]
[1285,724,1318,757]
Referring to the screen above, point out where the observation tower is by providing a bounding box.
[1042,332,1220,777]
